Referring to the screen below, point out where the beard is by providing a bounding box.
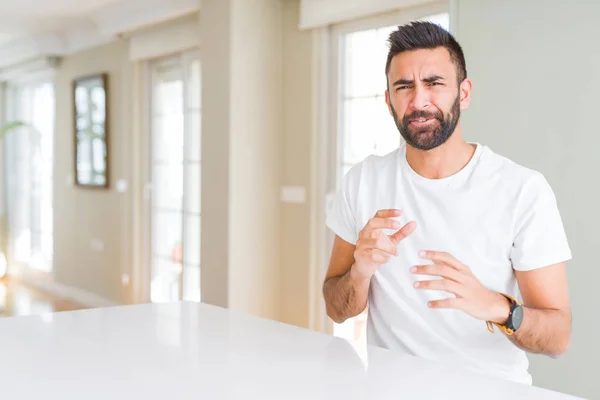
[391,94,461,151]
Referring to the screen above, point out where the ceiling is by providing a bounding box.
[0,0,126,46]
[0,0,200,68]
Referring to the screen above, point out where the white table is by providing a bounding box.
[0,302,584,399]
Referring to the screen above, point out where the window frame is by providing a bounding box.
[2,69,57,276]
[317,2,450,336]
[140,49,202,304]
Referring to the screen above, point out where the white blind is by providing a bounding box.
[299,0,439,29]
[129,16,200,61]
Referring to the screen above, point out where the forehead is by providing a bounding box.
[387,47,456,81]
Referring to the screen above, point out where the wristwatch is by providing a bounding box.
[486,293,524,336]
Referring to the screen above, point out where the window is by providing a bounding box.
[4,80,55,272]
[328,12,449,348]
[338,13,450,179]
[147,51,201,303]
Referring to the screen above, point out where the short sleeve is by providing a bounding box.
[325,163,362,245]
[510,173,572,271]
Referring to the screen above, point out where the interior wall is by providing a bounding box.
[199,0,231,310]
[455,0,599,398]
[200,0,284,321]
[280,0,315,328]
[228,0,283,320]
[54,39,134,305]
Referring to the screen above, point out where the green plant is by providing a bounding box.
[0,121,26,140]
[0,121,27,277]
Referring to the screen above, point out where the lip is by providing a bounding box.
[409,118,435,125]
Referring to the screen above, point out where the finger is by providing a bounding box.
[418,250,467,271]
[363,248,392,264]
[427,297,464,310]
[357,238,396,257]
[410,264,463,283]
[374,209,403,218]
[376,234,398,256]
[389,220,417,243]
[360,217,403,238]
[414,278,464,297]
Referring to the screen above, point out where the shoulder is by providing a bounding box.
[341,148,401,192]
[478,145,557,205]
[480,145,551,190]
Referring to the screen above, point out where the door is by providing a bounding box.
[145,51,202,303]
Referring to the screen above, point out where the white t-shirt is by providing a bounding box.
[325,141,572,385]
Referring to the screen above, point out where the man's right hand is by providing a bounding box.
[352,209,417,280]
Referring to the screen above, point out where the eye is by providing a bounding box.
[429,82,442,86]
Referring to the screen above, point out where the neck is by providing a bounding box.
[405,125,476,179]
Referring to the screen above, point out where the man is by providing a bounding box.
[323,21,572,385]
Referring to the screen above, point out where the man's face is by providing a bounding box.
[385,47,471,151]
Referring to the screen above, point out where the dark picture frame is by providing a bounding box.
[73,73,109,188]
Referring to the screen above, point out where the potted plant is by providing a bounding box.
[0,121,26,278]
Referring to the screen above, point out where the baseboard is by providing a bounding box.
[8,269,120,309]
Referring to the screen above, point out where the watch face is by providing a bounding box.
[512,305,524,330]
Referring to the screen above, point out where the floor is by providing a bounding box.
[0,277,84,318]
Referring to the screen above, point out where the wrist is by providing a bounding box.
[349,263,373,283]
[489,292,511,325]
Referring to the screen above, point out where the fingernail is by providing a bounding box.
[410,266,417,273]
[413,282,419,288]
[418,250,426,257]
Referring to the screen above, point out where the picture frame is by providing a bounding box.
[73,73,109,188]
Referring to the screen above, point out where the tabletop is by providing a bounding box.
[0,301,584,399]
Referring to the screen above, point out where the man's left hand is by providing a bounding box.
[411,250,510,324]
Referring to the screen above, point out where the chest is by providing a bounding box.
[357,180,517,290]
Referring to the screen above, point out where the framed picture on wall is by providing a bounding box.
[73,73,109,188]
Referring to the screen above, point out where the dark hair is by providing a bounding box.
[385,21,467,84]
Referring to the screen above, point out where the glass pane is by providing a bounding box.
[41,233,53,267]
[30,233,50,272]
[186,111,201,162]
[183,265,200,302]
[155,77,183,115]
[152,210,183,259]
[153,164,183,210]
[342,97,399,165]
[92,138,106,173]
[153,114,184,163]
[344,29,382,98]
[184,164,201,214]
[5,82,54,272]
[183,214,200,266]
[376,25,400,91]
[40,187,53,235]
[13,227,31,264]
[151,258,182,303]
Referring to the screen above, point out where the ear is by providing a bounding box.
[385,89,393,116]
[459,78,472,110]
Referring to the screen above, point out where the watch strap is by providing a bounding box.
[486,293,520,336]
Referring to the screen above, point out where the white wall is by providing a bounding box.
[228,0,283,319]
[455,1,600,398]
[200,0,283,321]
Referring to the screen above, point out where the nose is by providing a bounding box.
[409,85,430,111]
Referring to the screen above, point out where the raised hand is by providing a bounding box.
[352,209,417,280]
[411,251,510,323]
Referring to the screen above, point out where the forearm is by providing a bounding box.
[323,266,370,323]
[507,306,571,357]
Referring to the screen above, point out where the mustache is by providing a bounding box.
[404,110,443,121]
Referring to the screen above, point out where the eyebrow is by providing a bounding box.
[392,75,445,86]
